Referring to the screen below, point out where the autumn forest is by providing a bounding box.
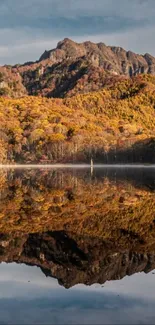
[1,39,155,164]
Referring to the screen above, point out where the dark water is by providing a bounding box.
[0,166,155,324]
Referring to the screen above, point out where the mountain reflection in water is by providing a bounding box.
[0,167,155,324]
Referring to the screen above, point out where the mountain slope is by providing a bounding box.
[16,39,155,98]
[1,38,155,98]
[39,38,155,76]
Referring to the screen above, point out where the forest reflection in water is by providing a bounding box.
[0,167,155,324]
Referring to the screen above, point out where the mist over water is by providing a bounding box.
[1,163,155,168]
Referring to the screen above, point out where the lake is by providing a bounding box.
[0,166,155,324]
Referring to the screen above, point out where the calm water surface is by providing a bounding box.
[0,166,155,324]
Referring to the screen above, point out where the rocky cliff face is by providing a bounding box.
[17,39,155,98]
[39,38,155,77]
[1,38,155,98]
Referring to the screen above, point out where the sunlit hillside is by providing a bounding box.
[0,74,155,164]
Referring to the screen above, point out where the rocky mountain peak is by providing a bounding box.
[38,39,155,77]
[56,37,76,49]
[1,38,155,99]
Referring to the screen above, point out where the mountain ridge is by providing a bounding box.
[38,38,155,76]
[0,38,155,98]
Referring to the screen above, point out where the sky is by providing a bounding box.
[0,0,154,64]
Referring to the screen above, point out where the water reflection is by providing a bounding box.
[0,263,155,325]
[0,167,155,323]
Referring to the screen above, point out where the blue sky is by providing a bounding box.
[0,0,154,64]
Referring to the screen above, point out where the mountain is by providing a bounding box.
[1,38,155,98]
[0,39,155,164]
[38,38,155,76]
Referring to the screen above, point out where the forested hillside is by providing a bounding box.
[1,74,155,164]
